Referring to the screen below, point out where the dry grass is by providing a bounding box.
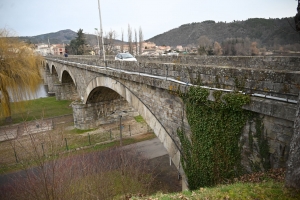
[0,116,155,174]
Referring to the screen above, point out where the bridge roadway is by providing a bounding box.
[44,55,300,190]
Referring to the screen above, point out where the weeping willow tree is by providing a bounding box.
[0,29,43,122]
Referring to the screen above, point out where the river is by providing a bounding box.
[7,84,49,102]
[34,84,48,99]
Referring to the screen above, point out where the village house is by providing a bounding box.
[35,43,51,56]
[52,44,65,55]
[143,41,156,50]
[176,45,183,51]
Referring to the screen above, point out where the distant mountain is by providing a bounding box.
[18,17,298,48]
[147,17,299,47]
[19,29,122,46]
[19,29,77,44]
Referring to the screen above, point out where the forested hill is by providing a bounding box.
[147,18,299,47]
[19,29,77,44]
[18,29,121,46]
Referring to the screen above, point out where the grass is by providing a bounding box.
[0,97,155,175]
[134,115,145,123]
[0,132,156,175]
[131,181,300,200]
[0,97,73,126]
[1,97,299,199]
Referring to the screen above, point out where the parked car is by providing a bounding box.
[167,52,179,56]
[115,53,137,61]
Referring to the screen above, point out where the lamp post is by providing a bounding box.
[97,0,106,62]
[94,28,100,56]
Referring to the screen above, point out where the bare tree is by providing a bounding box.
[104,29,117,55]
[121,28,124,53]
[251,42,259,55]
[139,27,144,55]
[134,29,138,56]
[222,38,251,56]
[198,35,212,55]
[128,24,133,54]
[1,127,156,200]
[213,41,223,55]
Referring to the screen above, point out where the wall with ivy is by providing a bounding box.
[240,114,293,172]
[177,86,293,189]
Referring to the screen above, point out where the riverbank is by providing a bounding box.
[0,97,73,126]
[0,114,73,142]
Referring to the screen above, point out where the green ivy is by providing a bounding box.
[178,86,251,189]
[255,117,271,170]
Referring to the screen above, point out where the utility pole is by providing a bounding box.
[97,0,106,62]
[95,28,100,56]
[48,38,51,55]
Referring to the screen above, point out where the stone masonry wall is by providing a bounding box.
[72,99,137,129]
[48,55,300,101]
[136,56,300,71]
[241,114,294,172]
[45,56,300,174]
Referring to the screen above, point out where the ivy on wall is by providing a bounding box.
[178,86,251,189]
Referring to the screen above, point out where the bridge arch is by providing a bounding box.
[83,76,182,177]
[50,64,57,75]
[60,66,77,86]
[44,62,59,95]
[44,62,49,70]
[86,86,120,103]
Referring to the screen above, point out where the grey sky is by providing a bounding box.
[0,0,297,40]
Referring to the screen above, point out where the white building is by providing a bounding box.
[35,43,51,56]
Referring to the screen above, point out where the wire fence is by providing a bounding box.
[0,115,73,142]
[1,115,153,164]
[63,120,153,151]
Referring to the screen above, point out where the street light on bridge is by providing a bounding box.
[97,0,106,62]
[94,28,100,56]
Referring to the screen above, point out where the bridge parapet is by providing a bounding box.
[46,56,300,102]
[136,55,300,71]
[47,55,300,70]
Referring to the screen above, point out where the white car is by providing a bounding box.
[115,53,137,61]
[167,52,179,56]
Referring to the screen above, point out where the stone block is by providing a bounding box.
[283,127,294,136]
[276,134,291,145]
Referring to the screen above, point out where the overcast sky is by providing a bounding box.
[0,0,297,40]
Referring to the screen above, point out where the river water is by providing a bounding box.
[35,84,48,99]
[9,84,49,102]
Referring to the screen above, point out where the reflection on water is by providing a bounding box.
[35,84,48,99]
[25,84,49,100]
[8,84,49,102]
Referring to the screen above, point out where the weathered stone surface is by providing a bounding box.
[285,92,300,189]
[45,55,300,189]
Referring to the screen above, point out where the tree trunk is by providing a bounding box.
[1,88,11,118]
[285,92,300,189]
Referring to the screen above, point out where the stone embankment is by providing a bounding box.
[0,115,73,142]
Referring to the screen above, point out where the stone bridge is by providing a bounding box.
[44,55,300,189]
